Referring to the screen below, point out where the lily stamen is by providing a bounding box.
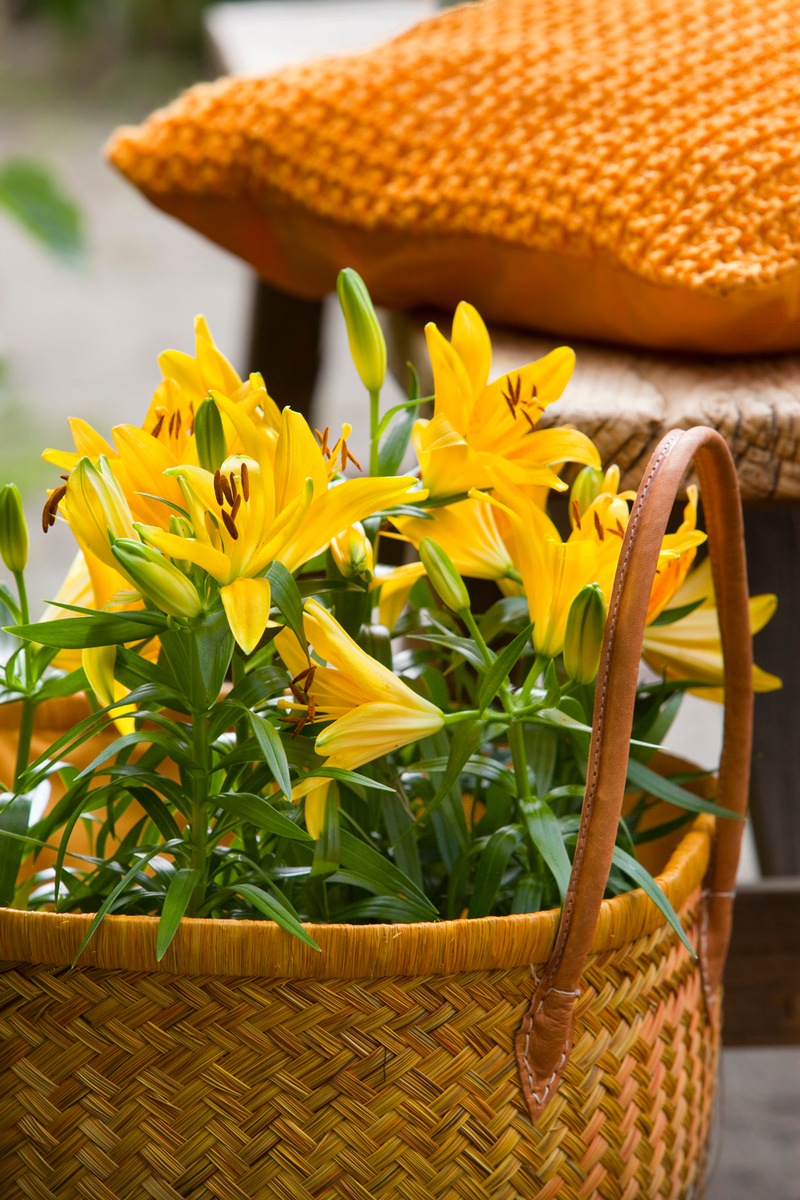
[221,510,238,540]
[315,426,331,457]
[341,440,362,472]
[213,469,225,506]
[41,484,67,533]
[240,460,250,501]
[593,511,605,540]
[571,499,582,530]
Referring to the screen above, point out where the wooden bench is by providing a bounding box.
[206,0,800,1048]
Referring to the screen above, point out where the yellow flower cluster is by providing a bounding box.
[42,302,779,832]
[378,302,780,698]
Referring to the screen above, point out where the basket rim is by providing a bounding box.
[0,817,712,979]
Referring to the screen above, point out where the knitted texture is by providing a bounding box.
[108,0,800,348]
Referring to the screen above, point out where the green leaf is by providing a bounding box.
[245,711,292,800]
[411,632,489,671]
[74,730,193,781]
[626,758,737,820]
[214,792,312,842]
[0,159,84,261]
[478,596,530,644]
[156,868,201,960]
[71,847,163,965]
[339,830,437,915]
[468,827,522,918]
[520,796,572,902]
[234,883,320,949]
[649,597,706,626]
[267,561,306,646]
[310,766,396,793]
[379,403,418,475]
[330,895,435,923]
[610,846,695,957]
[7,612,165,649]
[477,622,534,713]
[0,789,35,904]
[422,720,484,823]
[382,789,423,890]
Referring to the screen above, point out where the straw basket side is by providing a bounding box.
[0,812,717,1200]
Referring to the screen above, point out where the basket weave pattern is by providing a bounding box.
[0,892,717,1200]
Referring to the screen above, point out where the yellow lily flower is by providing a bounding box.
[275,599,444,770]
[492,487,624,657]
[82,645,136,737]
[376,496,516,629]
[413,302,600,498]
[642,558,781,701]
[138,409,419,654]
[42,317,281,527]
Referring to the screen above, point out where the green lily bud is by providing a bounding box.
[194,397,227,473]
[336,268,386,392]
[67,456,137,569]
[570,466,605,523]
[419,537,470,613]
[0,483,28,573]
[331,522,373,580]
[563,583,607,684]
[111,538,203,619]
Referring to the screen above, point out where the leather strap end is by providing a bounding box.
[515,982,578,1123]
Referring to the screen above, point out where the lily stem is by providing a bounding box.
[369,387,381,476]
[189,708,210,916]
[12,570,35,791]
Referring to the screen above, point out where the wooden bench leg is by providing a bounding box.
[723,880,800,1045]
[247,279,323,423]
[743,505,800,877]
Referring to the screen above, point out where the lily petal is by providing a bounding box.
[220,576,272,655]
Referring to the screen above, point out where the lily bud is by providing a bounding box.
[111,538,203,619]
[0,483,28,572]
[419,537,470,613]
[570,466,605,524]
[336,268,386,392]
[331,522,373,580]
[66,457,137,569]
[194,397,227,473]
[563,583,607,684]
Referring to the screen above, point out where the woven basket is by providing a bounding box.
[0,428,753,1199]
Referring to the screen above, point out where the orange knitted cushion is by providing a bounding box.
[108,0,800,354]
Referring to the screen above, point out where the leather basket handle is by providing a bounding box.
[516,427,754,1122]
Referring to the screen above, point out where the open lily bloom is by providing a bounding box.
[42,317,281,526]
[642,558,781,700]
[275,599,444,771]
[376,496,517,629]
[413,302,600,498]
[139,409,419,653]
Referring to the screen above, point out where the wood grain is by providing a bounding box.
[387,312,800,501]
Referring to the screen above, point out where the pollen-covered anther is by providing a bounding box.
[341,439,362,472]
[221,509,239,540]
[213,469,225,506]
[41,484,67,533]
[571,499,582,530]
[240,460,250,501]
[230,493,242,522]
[593,510,605,540]
[150,408,167,439]
[315,426,331,457]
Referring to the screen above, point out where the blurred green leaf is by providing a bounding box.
[0,160,84,263]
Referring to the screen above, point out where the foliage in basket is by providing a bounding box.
[0,270,780,960]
